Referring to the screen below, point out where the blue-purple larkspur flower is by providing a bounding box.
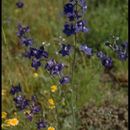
[64,3,74,15]
[51,63,64,75]
[25,112,33,121]
[13,95,29,110]
[30,96,41,114]
[36,119,46,130]
[101,57,113,69]
[120,42,128,51]
[59,44,72,56]
[24,47,48,59]
[31,59,41,70]
[30,47,48,59]
[117,51,128,61]
[112,41,128,61]
[63,23,75,36]
[17,24,30,37]
[123,41,128,49]
[96,51,106,59]
[96,51,113,69]
[45,59,56,72]
[59,76,70,85]
[79,0,87,12]
[75,20,88,33]
[31,104,41,114]
[20,37,33,46]
[80,44,93,56]
[10,84,22,95]
[66,12,75,21]
[63,0,88,35]
[16,1,24,8]
[45,59,64,75]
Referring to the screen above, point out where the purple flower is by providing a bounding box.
[64,3,74,15]
[16,1,24,8]
[80,44,93,56]
[117,51,127,61]
[51,63,64,75]
[31,59,41,70]
[45,59,64,75]
[66,13,75,21]
[59,76,70,85]
[20,37,33,46]
[31,104,41,114]
[123,41,128,49]
[17,24,30,37]
[96,51,113,69]
[75,20,88,33]
[96,51,106,59]
[37,120,46,130]
[63,0,88,35]
[29,47,48,59]
[63,23,75,36]
[101,57,113,69]
[13,95,29,110]
[79,0,87,12]
[10,84,22,95]
[59,44,72,56]
[25,112,33,121]
[30,96,41,114]
[45,59,56,71]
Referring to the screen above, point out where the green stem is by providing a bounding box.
[71,1,78,129]
[71,28,77,130]
[2,26,7,45]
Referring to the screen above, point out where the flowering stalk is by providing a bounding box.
[63,0,88,129]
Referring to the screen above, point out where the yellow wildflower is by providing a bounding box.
[48,99,55,105]
[51,85,57,93]
[5,118,19,126]
[2,89,7,96]
[2,112,7,119]
[48,126,55,130]
[33,72,39,77]
[48,99,55,109]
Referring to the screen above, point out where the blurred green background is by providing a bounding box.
[2,0,128,129]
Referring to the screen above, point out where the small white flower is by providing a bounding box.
[42,42,46,45]
[62,38,65,41]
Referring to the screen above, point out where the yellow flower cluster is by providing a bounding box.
[2,112,7,119]
[48,85,57,128]
[2,89,7,96]
[5,118,19,126]
[51,85,57,93]
[2,112,19,128]
[33,72,39,77]
[48,126,55,130]
[48,98,55,109]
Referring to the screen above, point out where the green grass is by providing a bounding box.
[2,0,128,130]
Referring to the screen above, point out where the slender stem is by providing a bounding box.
[71,33,77,130]
[70,1,78,129]
[2,26,7,45]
